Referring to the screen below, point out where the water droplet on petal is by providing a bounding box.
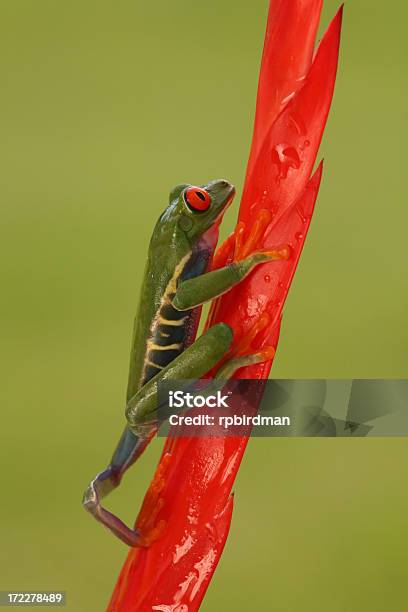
[271,144,301,182]
[295,232,304,241]
[304,140,310,147]
[264,274,271,283]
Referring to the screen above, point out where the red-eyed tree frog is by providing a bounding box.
[83,180,288,546]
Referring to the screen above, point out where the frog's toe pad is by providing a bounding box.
[234,209,272,261]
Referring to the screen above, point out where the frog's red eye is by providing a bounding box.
[184,187,211,212]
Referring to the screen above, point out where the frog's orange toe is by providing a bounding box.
[233,209,272,261]
[255,345,276,361]
[263,244,292,261]
[229,309,277,366]
[233,312,271,358]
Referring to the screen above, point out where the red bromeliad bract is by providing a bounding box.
[108,2,343,610]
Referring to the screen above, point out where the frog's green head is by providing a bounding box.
[167,179,235,243]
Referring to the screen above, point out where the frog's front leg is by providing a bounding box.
[173,247,290,311]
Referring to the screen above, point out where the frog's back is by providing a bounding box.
[125,219,211,401]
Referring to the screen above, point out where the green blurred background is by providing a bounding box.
[0,1,407,610]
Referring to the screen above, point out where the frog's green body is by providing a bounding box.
[127,186,220,400]
[83,179,286,546]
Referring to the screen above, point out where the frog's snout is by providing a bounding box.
[216,179,235,192]
[205,179,235,200]
[219,180,236,204]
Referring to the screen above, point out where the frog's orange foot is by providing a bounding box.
[261,244,292,261]
[213,208,290,273]
[227,312,276,369]
[253,345,276,362]
[233,209,273,261]
[135,452,171,546]
[233,312,271,358]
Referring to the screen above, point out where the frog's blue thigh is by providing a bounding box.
[95,426,152,494]
[82,426,154,546]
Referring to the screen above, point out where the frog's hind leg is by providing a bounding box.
[82,427,153,547]
[126,323,233,430]
[84,322,234,547]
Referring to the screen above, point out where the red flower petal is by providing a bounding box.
[241,5,343,228]
[247,0,323,181]
[108,3,342,610]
